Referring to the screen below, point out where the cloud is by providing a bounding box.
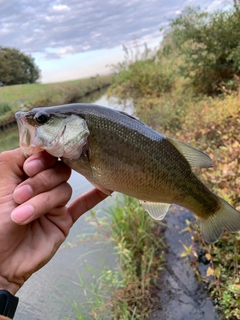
[0,0,224,60]
[52,4,70,12]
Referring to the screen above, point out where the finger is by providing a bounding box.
[23,151,58,177]
[68,188,111,223]
[13,161,71,204]
[11,182,72,224]
[0,148,26,177]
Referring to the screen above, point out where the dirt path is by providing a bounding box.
[148,206,221,320]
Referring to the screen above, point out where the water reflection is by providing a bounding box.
[77,88,107,104]
[0,93,127,320]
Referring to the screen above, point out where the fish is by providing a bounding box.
[15,103,240,243]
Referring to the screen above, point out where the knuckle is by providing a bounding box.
[60,183,72,203]
[38,170,52,187]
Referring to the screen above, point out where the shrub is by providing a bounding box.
[170,7,240,95]
[109,45,176,100]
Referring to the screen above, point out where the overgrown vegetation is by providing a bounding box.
[0,74,113,127]
[170,7,240,95]
[66,196,165,319]
[108,4,240,319]
[176,108,240,319]
[109,45,175,100]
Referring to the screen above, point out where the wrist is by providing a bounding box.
[0,276,21,296]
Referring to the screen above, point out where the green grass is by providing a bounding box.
[0,74,113,126]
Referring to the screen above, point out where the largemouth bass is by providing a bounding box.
[15,103,240,243]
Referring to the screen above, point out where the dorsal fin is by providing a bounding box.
[167,137,213,168]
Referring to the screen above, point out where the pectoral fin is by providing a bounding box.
[82,144,112,196]
[140,200,170,220]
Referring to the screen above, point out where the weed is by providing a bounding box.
[67,195,166,319]
[108,45,176,101]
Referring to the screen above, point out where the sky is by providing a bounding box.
[0,0,229,83]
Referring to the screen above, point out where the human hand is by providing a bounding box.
[0,149,108,295]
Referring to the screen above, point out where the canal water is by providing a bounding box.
[1,91,129,320]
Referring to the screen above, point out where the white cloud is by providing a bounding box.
[82,45,91,50]
[23,37,34,43]
[0,27,11,35]
[45,14,65,22]
[92,33,101,38]
[58,46,75,55]
[52,4,70,11]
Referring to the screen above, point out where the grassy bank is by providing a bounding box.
[106,7,240,318]
[0,74,113,127]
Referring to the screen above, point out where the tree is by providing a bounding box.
[0,47,41,85]
[169,7,240,95]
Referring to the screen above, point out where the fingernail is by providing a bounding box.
[11,204,34,224]
[13,185,33,203]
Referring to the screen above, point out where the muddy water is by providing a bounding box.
[148,206,221,320]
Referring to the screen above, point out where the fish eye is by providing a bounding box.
[34,112,50,125]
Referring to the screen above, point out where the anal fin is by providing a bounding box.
[140,200,170,220]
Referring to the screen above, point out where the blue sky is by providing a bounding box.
[0,0,226,83]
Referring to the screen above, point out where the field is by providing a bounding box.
[0,74,113,127]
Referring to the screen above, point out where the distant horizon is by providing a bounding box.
[38,69,112,85]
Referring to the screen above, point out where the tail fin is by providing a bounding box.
[197,197,240,243]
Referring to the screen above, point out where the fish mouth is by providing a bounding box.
[15,111,43,157]
[15,112,30,147]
